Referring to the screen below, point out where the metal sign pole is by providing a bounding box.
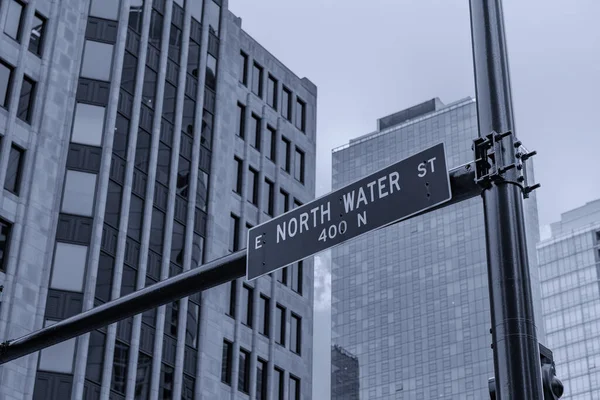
[469,0,543,398]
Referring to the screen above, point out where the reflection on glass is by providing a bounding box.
[4,0,24,41]
[148,10,163,48]
[128,0,144,33]
[205,55,217,89]
[29,13,46,55]
[201,110,213,149]
[0,61,13,108]
[135,353,153,399]
[206,0,221,36]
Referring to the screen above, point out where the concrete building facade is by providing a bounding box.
[330,98,543,399]
[538,199,600,399]
[0,1,316,399]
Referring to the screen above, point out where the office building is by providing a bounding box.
[538,199,600,398]
[331,98,543,399]
[0,0,316,399]
[331,345,359,400]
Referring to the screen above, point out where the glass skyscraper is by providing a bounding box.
[331,97,543,399]
[0,1,316,399]
[538,199,600,399]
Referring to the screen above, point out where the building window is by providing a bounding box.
[207,0,221,36]
[170,221,185,265]
[38,320,76,373]
[4,144,24,195]
[81,40,114,82]
[273,367,284,400]
[95,252,114,303]
[236,102,246,138]
[290,313,302,355]
[149,208,165,253]
[86,330,106,383]
[279,189,289,213]
[0,60,14,108]
[275,304,286,346]
[148,10,163,48]
[238,348,250,394]
[221,340,233,385]
[0,219,12,273]
[295,98,306,132]
[159,363,174,399]
[280,137,291,173]
[112,341,129,394]
[142,67,157,107]
[248,167,259,205]
[239,51,248,85]
[165,301,179,337]
[282,87,292,121]
[265,125,277,161]
[256,358,268,400]
[127,195,144,241]
[62,170,97,217]
[17,75,36,123]
[258,294,270,337]
[162,82,176,122]
[289,375,300,400]
[229,214,240,252]
[293,199,303,209]
[264,178,274,216]
[128,1,144,32]
[188,39,200,77]
[71,103,106,146]
[29,12,46,56]
[252,62,263,98]
[90,0,120,20]
[294,147,305,184]
[241,284,253,327]
[121,51,138,94]
[267,75,278,110]
[168,23,182,61]
[277,267,288,285]
[186,302,199,348]
[291,261,303,295]
[4,0,24,41]
[233,156,243,194]
[225,280,236,317]
[206,54,217,90]
[250,114,261,150]
[136,353,152,398]
[50,242,87,292]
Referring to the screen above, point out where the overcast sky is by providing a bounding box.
[228,1,600,398]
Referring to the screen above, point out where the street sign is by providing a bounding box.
[246,142,452,280]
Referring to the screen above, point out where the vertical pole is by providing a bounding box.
[468,1,543,399]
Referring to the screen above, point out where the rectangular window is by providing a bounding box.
[226,280,236,317]
[71,103,106,147]
[256,358,268,400]
[4,0,24,41]
[273,367,284,400]
[17,75,36,123]
[38,320,76,373]
[267,75,278,110]
[95,253,114,303]
[248,167,259,205]
[127,195,144,241]
[207,0,220,36]
[280,137,291,173]
[252,62,263,98]
[279,189,289,214]
[162,82,176,122]
[206,54,217,90]
[112,341,129,394]
[81,40,114,82]
[4,144,24,195]
[291,261,303,295]
[168,24,182,61]
[265,125,277,161]
[159,363,174,399]
[148,10,163,48]
[85,330,106,382]
[121,51,138,94]
[236,102,246,138]
[294,147,305,184]
[241,284,253,327]
[289,375,300,400]
[29,12,46,56]
[186,302,199,348]
[295,98,306,132]
[290,313,301,355]
[277,267,288,285]
[135,353,152,398]
[250,114,261,150]
[221,340,233,385]
[229,214,240,252]
[0,60,14,108]
[50,242,87,292]
[0,219,12,272]
[238,348,251,394]
[258,294,270,337]
[233,156,243,194]
[142,67,157,107]
[282,87,292,121]
[62,170,97,217]
[275,304,286,346]
[264,178,274,216]
[239,51,248,85]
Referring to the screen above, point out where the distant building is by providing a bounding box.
[538,199,600,398]
[332,345,360,400]
[331,97,543,398]
[0,1,316,399]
